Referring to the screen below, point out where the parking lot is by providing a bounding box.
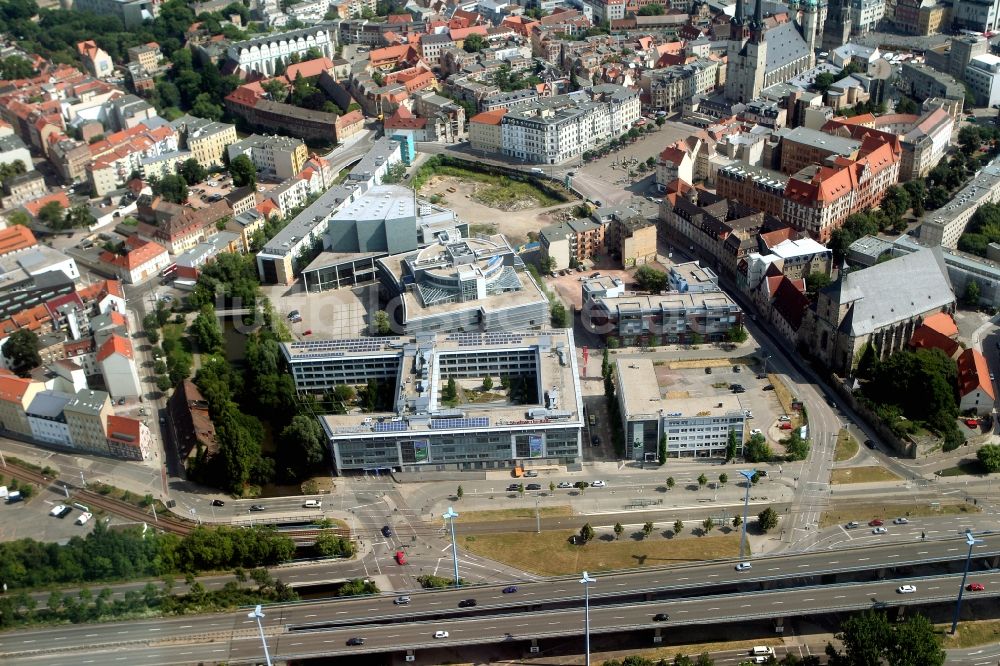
[260,282,375,339]
[0,489,98,542]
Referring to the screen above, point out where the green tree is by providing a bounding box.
[2,329,40,376]
[673,519,684,535]
[825,611,895,666]
[666,476,675,491]
[725,429,739,461]
[726,326,748,343]
[732,515,742,528]
[658,433,667,465]
[637,2,665,12]
[634,265,668,292]
[373,310,391,336]
[965,278,982,306]
[191,93,223,121]
[62,205,95,230]
[463,33,486,52]
[757,507,779,532]
[887,614,946,666]
[551,301,570,328]
[191,303,224,353]
[261,78,288,103]
[442,377,458,402]
[642,521,654,538]
[278,414,326,477]
[157,174,188,204]
[856,342,879,380]
[7,210,30,227]
[718,473,728,486]
[805,271,832,299]
[0,55,36,79]
[697,473,707,490]
[744,434,772,463]
[613,522,624,540]
[179,158,207,185]
[702,516,714,534]
[37,200,65,227]
[482,375,493,391]
[579,522,595,543]
[156,375,172,392]
[456,485,464,500]
[314,531,355,557]
[782,429,810,461]
[978,444,1000,472]
[228,154,257,189]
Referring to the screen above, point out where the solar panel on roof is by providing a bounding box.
[374,421,407,432]
[429,417,489,429]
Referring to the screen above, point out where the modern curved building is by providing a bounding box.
[377,233,549,334]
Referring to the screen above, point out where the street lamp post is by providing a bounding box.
[580,571,596,666]
[535,498,541,534]
[443,506,460,588]
[951,531,984,634]
[247,604,272,666]
[738,469,756,560]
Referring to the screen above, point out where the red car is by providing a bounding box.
[869,519,884,527]
[395,550,407,565]
[967,582,985,592]
[965,418,980,429]
[780,422,792,430]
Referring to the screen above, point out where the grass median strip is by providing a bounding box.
[830,466,902,484]
[460,530,739,576]
[834,429,859,462]
[436,506,574,524]
[940,619,1000,648]
[820,501,980,528]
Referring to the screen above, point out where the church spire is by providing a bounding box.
[734,0,745,25]
[753,0,763,27]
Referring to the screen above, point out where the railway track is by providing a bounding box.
[3,462,351,541]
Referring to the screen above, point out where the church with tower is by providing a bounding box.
[723,0,820,103]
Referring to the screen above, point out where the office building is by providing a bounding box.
[586,286,742,345]
[72,0,157,28]
[922,159,1000,248]
[616,358,747,461]
[377,233,549,334]
[966,54,1000,108]
[282,330,584,473]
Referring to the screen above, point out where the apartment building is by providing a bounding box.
[539,218,605,270]
[606,213,656,268]
[226,25,334,76]
[469,108,508,154]
[62,389,112,456]
[0,370,44,437]
[226,134,307,180]
[922,159,1000,247]
[170,115,238,169]
[283,330,584,474]
[106,414,151,460]
[499,85,640,164]
[900,62,967,115]
[777,127,861,175]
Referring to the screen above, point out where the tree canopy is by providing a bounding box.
[2,329,40,376]
[826,610,944,666]
[228,154,257,189]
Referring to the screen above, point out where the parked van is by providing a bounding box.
[75,511,93,525]
[751,647,775,657]
[303,499,322,508]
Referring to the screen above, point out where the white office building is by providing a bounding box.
[966,54,1000,108]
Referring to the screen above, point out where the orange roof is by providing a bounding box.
[0,303,51,336]
[24,192,70,218]
[0,372,35,403]
[100,237,167,272]
[77,279,125,303]
[909,325,960,358]
[0,225,37,256]
[96,334,134,363]
[284,57,335,81]
[106,415,144,448]
[958,348,995,401]
[257,199,280,217]
[922,312,958,338]
[470,108,508,125]
[337,110,364,127]
[450,25,488,41]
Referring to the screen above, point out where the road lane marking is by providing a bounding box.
[835,595,846,599]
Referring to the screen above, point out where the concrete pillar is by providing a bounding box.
[653,628,663,644]
[405,650,415,662]
[876,567,887,580]
[892,605,906,622]
[530,639,540,654]
[987,555,1000,569]
[774,617,785,634]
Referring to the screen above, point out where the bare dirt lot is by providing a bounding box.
[419,174,579,248]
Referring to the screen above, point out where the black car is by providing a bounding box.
[211,499,225,506]
[382,525,393,537]
[865,439,876,449]
[705,367,713,374]
[250,504,265,512]
[526,483,541,491]
[762,384,775,391]
[458,599,477,608]
[503,586,518,594]
[346,637,366,646]
[653,613,669,622]
[591,435,601,447]
[56,506,73,518]
[507,484,521,492]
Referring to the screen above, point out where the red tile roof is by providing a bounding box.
[284,57,335,81]
[106,415,143,448]
[470,108,508,125]
[0,371,35,404]
[921,312,958,338]
[0,225,37,256]
[24,192,70,218]
[909,325,961,358]
[958,348,995,401]
[99,237,167,271]
[96,334,134,363]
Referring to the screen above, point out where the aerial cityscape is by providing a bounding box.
[3,0,1000,663]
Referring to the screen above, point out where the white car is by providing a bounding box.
[872,527,887,534]
[778,415,791,422]
[49,504,66,517]
[556,482,573,488]
[735,562,752,571]
[434,630,449,639]
[897,585,917,594]
[892,517,909,525]
[745,410,754,419]
[750,429,762,436]
[75,512,93,525]
[590,480,607,488]
[303,500,322,508]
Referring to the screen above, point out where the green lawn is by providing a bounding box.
[940,619,1000,648]
[460,530,739,576]
[938,460,987,477]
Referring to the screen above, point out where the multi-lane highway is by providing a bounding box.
[7,570,999,665]
[2,533,998,664]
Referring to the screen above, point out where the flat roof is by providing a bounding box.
[616,358,745,419]
[332,184,414,222]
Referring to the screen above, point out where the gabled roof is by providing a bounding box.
[470,108,508,125]
[772,276,809,330]
[909,324,961,359]
[922,311,958,338]
[96,334,134,363]
[958,348,995,400]
[0,225,37,257]
[0,370,36,404]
